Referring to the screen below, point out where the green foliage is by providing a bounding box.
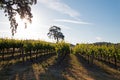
[73,43,120,65]
[47,26,64,43]
[0,38,57,62]
[0,38,70,63]
[0,0,37,35]
[56,41,70,57]
[0,38,55,53]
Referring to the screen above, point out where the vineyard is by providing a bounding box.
[73,43,120,68]
[0,39,54,62]
[0,38,120,80]
[0,38,70,63]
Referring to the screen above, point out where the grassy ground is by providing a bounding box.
[0,53,120,80]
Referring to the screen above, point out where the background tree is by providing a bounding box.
[47,26,64,43]
[0,0,37,35]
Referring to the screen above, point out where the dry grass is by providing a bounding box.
[0,54,120,80]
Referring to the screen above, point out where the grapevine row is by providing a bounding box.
[0,38,70,63]
[73,44,120,67]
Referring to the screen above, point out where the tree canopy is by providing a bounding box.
[0,0,37,35]
[47,26,64,43]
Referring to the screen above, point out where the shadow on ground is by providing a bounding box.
[0,53,56,80]
[39,54,72,80]
[75,53,120,80]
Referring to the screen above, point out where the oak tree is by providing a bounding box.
[0,0,37,35]
[47,26,64,43]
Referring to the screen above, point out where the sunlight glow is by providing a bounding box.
[14,11,51,42]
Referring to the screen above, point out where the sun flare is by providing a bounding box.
[14,12,47,40]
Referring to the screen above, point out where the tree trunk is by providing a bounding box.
[114,55,117,67]
[21,47,24,62]
[100,53,102,60]
[36,50,38,59]
[91,52,94,64]
[30,50,32,61]
[12,48,15,59]
[88,55,90,64]
[2,49,4,61]
[56,38,59,43]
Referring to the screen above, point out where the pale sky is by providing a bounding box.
[0,0,120,44]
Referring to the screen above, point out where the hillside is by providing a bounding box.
[0,54,120,80]
[0,39,120,80]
